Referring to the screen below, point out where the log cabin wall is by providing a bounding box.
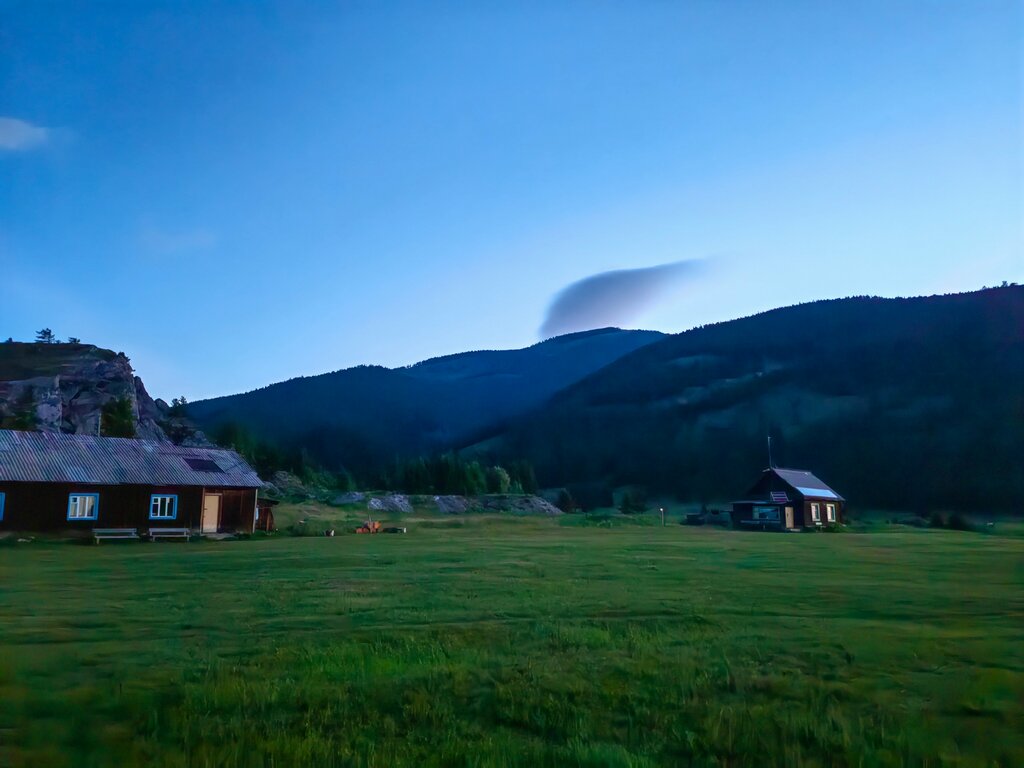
[0,482,255,534]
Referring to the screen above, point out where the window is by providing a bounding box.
[810,503,821,523]
[67,493,99,520]
[150,494,178,520]
[826,503,837,522]
[0,492,5,521]
[753,505,780,522]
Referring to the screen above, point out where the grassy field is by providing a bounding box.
[0,510,1021,767]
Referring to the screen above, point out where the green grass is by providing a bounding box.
[1,512,1022,767]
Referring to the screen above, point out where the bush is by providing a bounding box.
[555,489,578,513]
[566,482,613,512]
[926,511,976,532]
[947,512,976,532]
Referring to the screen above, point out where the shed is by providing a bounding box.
[0,429,263,535]
[731,467,845,531]
[255,497,279,532]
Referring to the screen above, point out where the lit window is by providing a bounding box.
[826,503,836,522]
[810,503,821,522]
[150,494,178,520]
[67,493,99,520]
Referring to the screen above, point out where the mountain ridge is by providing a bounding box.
[187,326,666,469]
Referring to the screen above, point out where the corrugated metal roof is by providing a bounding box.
[771,468,844,500]
[0,429,262,487]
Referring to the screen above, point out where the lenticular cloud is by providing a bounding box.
[539,259,708,338]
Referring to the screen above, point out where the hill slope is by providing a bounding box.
[187,328,664,470]
[487,286,1024,511]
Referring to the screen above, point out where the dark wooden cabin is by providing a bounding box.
[0,429,262,536]
[731,467,845,531]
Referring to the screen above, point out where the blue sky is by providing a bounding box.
[1,2,1021,400]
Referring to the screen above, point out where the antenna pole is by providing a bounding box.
[767,434,773,469]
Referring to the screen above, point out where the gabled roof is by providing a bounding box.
[769,467,844,501]
[0,429,262,488]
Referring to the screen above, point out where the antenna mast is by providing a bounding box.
[767,434,774,469]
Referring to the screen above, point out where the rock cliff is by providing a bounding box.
[0,341,205,444]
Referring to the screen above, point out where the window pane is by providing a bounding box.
[70,495,96,519]
[151,495,175,518]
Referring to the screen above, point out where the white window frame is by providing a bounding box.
[149,494,178,520]
[826,503,837,522]
[67,493,99,521]
[810,502,821,523]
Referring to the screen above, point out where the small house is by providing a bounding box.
[731,467,845,531]
[0,429,262,535]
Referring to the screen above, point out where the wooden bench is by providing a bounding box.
[93,528,139,543]
[148,527,191,541]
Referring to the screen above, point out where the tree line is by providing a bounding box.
[208,420,540,497]
[384,455,538,496]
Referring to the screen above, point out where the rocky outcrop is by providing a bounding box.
[433,494,562,516]
[0,341,206,444]
[368,494,413,514]
[268,471,310,496]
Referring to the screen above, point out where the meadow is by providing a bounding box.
[0,508,1021,767]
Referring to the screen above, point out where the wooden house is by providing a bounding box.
[0,429,262,535]
[731,467,845,531]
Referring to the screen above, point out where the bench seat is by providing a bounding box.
[149,527,191,541]
[93,528,139,543]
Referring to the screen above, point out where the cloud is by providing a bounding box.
[138,225,218,256]
[0,117,51,151]
[540,259,710,338]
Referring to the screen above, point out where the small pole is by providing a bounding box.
[767,434,773,469]
[660,507,665,527]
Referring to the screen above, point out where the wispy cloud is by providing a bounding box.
[540,259,710,338]
[138,225,218,256]
[0,117,51,151]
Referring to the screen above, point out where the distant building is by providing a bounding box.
[0,429,262,535]
[731,467,845,530]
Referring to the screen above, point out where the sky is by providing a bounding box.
[1,1,1021,400]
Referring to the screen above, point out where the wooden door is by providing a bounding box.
[784,506,794,529]
[201,494,221,533]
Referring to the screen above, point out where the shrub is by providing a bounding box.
[555,489,578,513]
[947,512,976,532]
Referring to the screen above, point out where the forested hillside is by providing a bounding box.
[486,286,1023,512]
[187,328,664,472]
